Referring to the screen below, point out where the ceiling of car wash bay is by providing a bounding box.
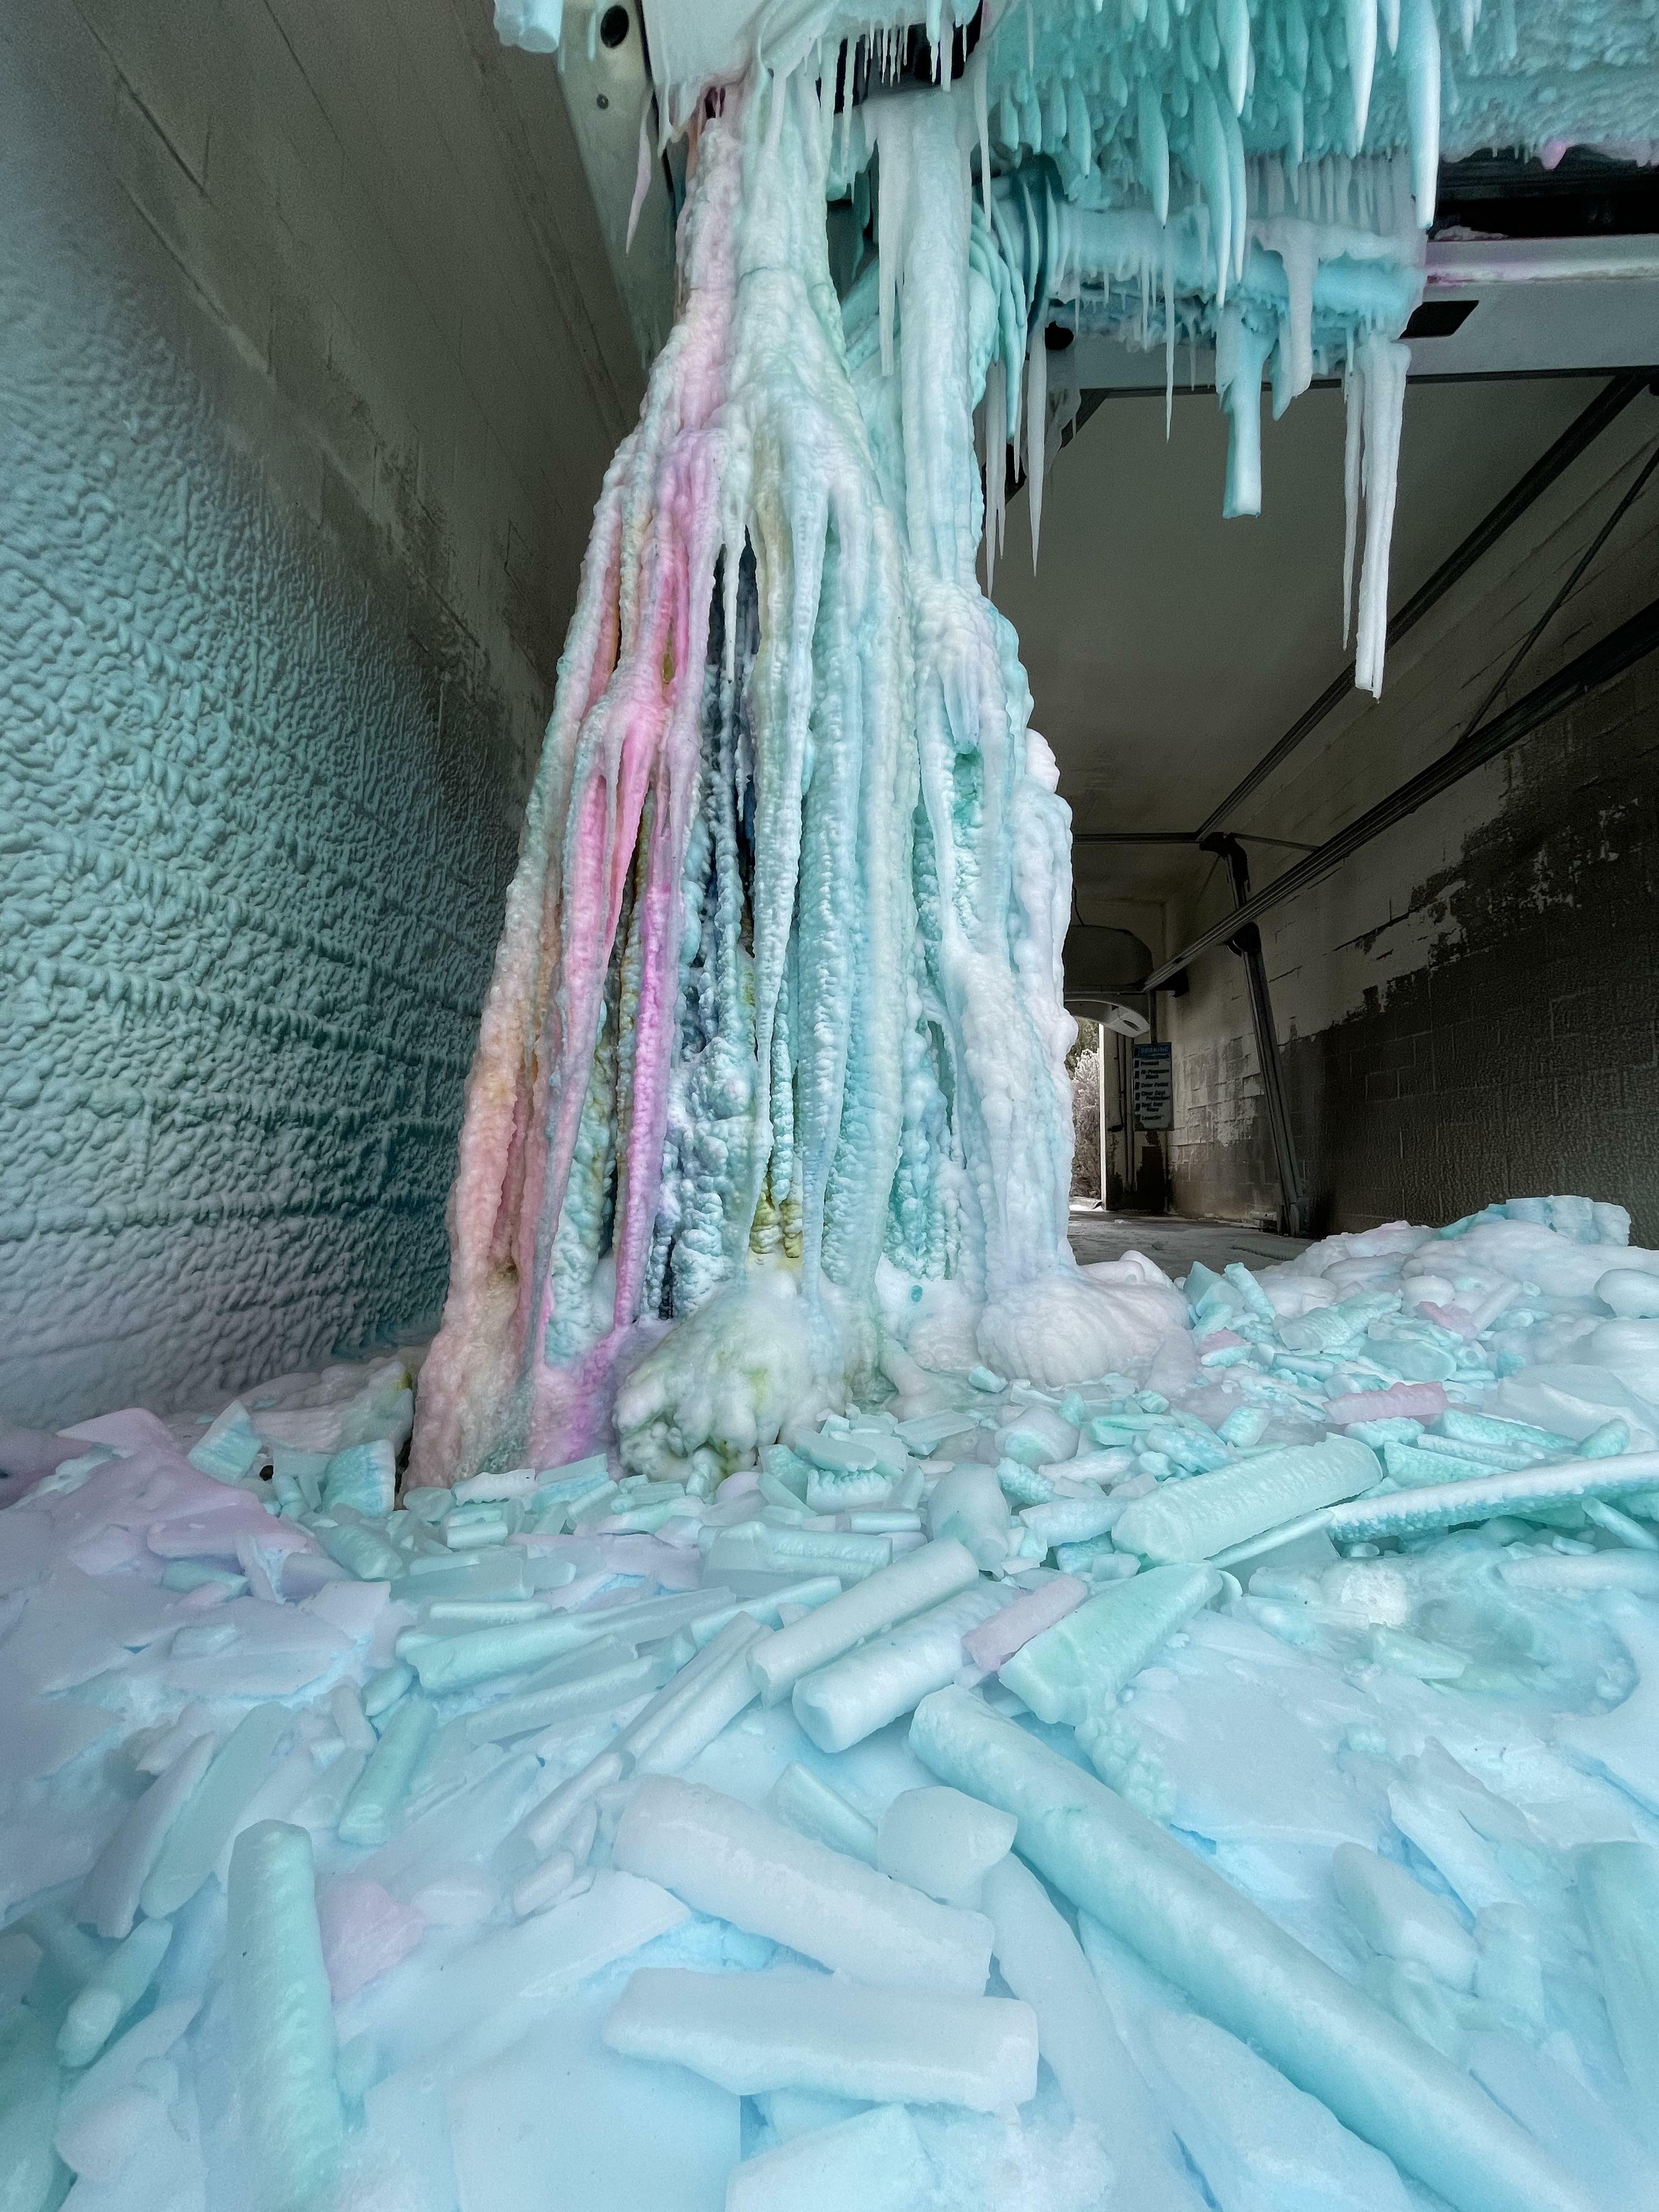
[991,371,1616,930]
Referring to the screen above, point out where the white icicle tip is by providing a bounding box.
[1346,0,1377,147]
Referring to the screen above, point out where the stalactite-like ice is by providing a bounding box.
[411,72,1179,1491]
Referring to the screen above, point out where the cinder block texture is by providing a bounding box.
[1283,657,1659,1241]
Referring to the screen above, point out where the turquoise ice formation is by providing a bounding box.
[419,0,1659,1498]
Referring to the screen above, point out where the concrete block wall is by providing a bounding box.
[1281,652,1659,1237]
[1166,380,1659,1242]
[1,0,644,1425]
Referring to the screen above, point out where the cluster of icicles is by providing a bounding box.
[969,0,1449,695]
[984,0,1449,212]
[822,0,1435,680]
[412,71,1150,1493]
[973,142,1417,689]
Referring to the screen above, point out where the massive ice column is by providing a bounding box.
[411,71,1164,1488]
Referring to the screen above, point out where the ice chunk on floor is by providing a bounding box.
[612,1774,992,1993]
[1141,2008,1412,2212]
[725,2103,931,2212]
[447,1991,738,2212]
[875,1785,1015,1906]
[602,1966,1039,2111]
[1576,1841,1659,2147]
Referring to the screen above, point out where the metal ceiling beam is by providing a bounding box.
[1143,593,1659,994]
[1194,370,1651,839]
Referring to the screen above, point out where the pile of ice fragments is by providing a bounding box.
[6,1195,1659,2210]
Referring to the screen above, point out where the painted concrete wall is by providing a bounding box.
[1165,382,1659,1240]
[1,0,642,1426]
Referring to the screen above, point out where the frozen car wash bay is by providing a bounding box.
[5,0,1659,2208]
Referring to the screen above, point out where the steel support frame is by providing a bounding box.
[1144,593,1659,993]
[1200,836,1311,1238]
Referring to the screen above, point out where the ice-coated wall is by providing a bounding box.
[0,0,641,1426]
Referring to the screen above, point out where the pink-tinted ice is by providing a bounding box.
[1325,1382,1449,1427]
[962,1573,1088,1679]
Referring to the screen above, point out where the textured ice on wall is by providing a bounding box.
[0,81,520,1433]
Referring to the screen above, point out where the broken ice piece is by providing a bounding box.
[725,2103,933,2212]
[1019,1494,1123,1550]
[748,1538,979,1706]
[702,1522,885,1581]
[875,1786,1015,1905]
[926,1465,1013,1569]
[960,1571,1087,1679]
[637,1632,766,1780]
[1576,1841,1659,2147]
[188,1401,262,1482]
[2,2007,64,2205]
[56,1917,172,2067]
[139,1702,289,1918]
[337,1699,434,1849]
[160,1560,247,1599]
[401,1612,597,1694]
[999,1564,1221,1725]
[980,1852,1192,2198]
[1332,1843,1477,1990]
[792,1583,1011,1754]
[1325,1383,1449,1427]
[318,1875,424,2001]
[321,1440,396,1519]
[410,1865,498,1927]
[225,1821,343,2212]
[1329,1450,1659,1544]
[1141,2009,1412,2212]
[997,1403,1081,1468]
[313,1513,402,1584]
[767,1763,878,1864]
[362,1662,414,1718]
[453,1465,540,1504]
[612,1775,992,1994]
[602,1967,1037,2112]
[511,1850,588,1916]
[77,1731,215,1939]
[1114,1436,1380,1562]
[463,1647,663,1747]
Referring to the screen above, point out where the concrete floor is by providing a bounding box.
[1068,1206,1309,1281]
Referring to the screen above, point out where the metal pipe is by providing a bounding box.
[1073,830,1316,849]
[1144,593,1659,994]
[1454,436,1659,747]
[1201,837,1310,1237]
[1195,371,1650,839]
[1096,1023,1108,1209]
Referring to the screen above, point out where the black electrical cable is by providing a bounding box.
[1143,593,1659,992]
[1455,438,1659,747]
[1194,371,1651,838]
